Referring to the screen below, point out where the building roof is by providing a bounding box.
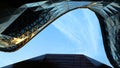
[3,54,111,68]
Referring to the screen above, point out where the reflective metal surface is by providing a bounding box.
[0,0,120,67]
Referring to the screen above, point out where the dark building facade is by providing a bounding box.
[0,0,120,68]
[3,54,111,68]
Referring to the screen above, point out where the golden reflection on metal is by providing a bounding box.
[11,31,36,45]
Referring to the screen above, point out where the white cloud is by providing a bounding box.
[52,8,112,66]
[52,9,100,54]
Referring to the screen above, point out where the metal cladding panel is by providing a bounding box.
[3,54,111,68]
[0,0,45,8]
[2,9,38,37]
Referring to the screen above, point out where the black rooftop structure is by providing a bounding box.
[0,0,120,68]
[3,54,111,68]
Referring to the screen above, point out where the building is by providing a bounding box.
[0,0,120,67]
[3,54,111,68]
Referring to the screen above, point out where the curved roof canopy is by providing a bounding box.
[0,0,120,67]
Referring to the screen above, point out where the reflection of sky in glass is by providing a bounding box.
[0,8,112,67]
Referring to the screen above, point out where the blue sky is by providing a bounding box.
[0,8,112,67]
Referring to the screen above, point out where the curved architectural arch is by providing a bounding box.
[0,0,120,67]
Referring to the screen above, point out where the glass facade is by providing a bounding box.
[4,54,111,68]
